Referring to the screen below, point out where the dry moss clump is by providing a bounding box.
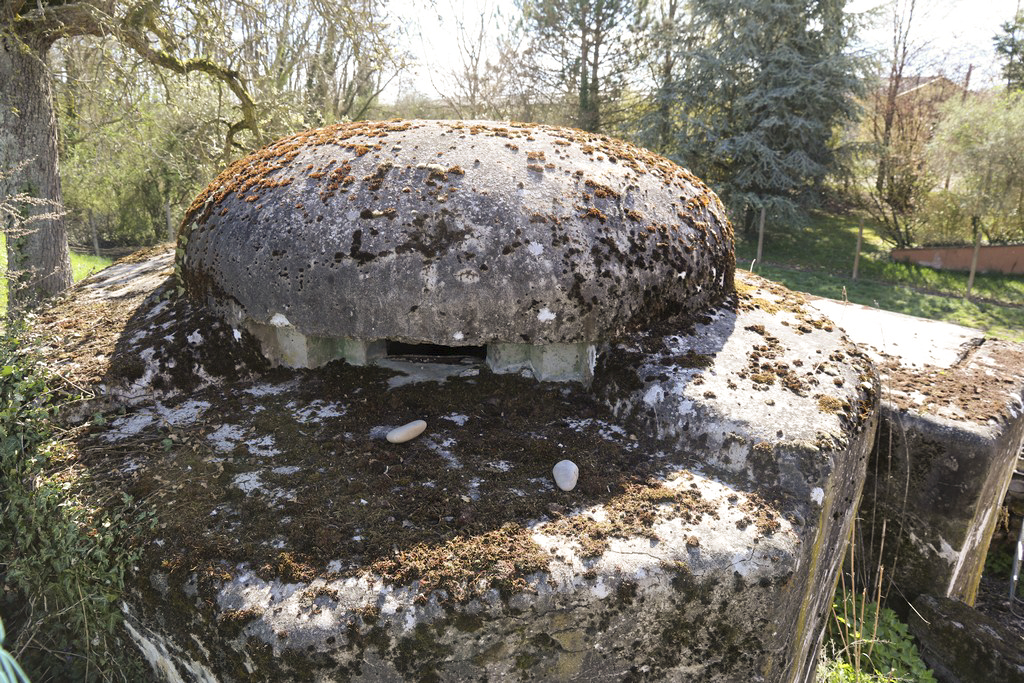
[817,396,846,414]
[370,525,550,603]
[546,479,718,557]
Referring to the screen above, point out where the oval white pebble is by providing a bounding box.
[552,459,579,492]
[386,420,427,444]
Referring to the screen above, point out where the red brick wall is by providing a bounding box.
[891,244,1024,275]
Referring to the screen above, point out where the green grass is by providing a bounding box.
[70,250,114,281]
[737,212,1024,342]
[0,247,114,316]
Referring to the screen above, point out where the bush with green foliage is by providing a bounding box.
[0,328,154,682]
[916,189,972,246]
[927,91,1024,245]
[819,588,936,683]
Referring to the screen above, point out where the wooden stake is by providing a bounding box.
[852,225,863,281]
[966,217,981,298]
[165,199,175,242]
[89,208,100,258]
[756,206,766,268]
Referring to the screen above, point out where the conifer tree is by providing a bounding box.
[995,10,1024,92]
[518,0,640,133]
[673,0,863,231]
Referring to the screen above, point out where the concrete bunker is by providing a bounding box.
[28,121,896,682]
[178,120,735,382]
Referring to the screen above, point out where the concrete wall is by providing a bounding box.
[891,244,1024,275]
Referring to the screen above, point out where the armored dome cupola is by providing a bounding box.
[178,120,735,382]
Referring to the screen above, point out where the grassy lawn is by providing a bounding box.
[735,211,1024,342]
[70,250,115,281]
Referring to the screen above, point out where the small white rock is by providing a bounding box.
[268,313,291,327]
[552,459,579,492]
[386,420,427,444]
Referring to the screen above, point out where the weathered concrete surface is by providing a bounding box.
[908,594,1024,683]
[27,247,268,418]
[32,253,876,682]
[179,120,734,356]
[809,299,1024,608]
[594,273,879,683]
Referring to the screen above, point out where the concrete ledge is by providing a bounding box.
[810,299,1024,608]
[237,307,600,383]
[487,342,597,383]
[908,594,1024,683]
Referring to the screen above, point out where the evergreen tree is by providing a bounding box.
[994,10,1024,92]
[672,0,863,231]
[633,0,693,154]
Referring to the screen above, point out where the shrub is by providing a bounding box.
[819,587,936,683]
[0,328,154,681]
[1,615,30,683]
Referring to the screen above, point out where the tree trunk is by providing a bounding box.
[0,32,73,310]
[165,197,174,242]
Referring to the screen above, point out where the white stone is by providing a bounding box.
[386,420,427,444]
[552,459,579,491]
[269,313,291,327]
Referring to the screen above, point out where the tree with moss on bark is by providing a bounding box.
[0,0,263,312]
[43,1,407,258]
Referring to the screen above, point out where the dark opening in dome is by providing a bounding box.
[385,341,486,364]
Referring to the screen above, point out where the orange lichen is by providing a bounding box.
[584,179,619,200]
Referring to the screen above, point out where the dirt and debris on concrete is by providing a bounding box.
[29,248,878,682]
[809,298,1024,424]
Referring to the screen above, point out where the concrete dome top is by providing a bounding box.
[179,120,734,348]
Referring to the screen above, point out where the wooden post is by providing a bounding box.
[756,206,766,269]
[966,217,981,298]
[852,224,863,281]
[89,208,100,258]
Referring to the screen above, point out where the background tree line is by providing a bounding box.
[3,0,1024,308]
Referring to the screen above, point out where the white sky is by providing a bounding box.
[848,0,1022,85]
[384,0,1023,101]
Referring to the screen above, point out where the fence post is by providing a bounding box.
[756,206,766,269]
[852,225,863,281]
[89,208,100,258]
[966,218,981,298]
